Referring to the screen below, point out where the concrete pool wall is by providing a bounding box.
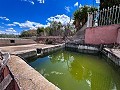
[8,55,60,90]
[9,44,65,90]
[0,44,65,90]
[65,43,120,73]
[1,43,120,90]
[65,43,99,54]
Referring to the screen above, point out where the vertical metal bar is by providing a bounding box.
[112,6,115,24]
[101,10,104,26]
[114,6,117,24]
[111,6,113,24]
[109,7,112,25]
[103,8,106,25]
[96,11,98,26]
[107,7,109,25]
[87,12,90,27]
[104,8,106,25]
[98,10,101,26]
[119,4,120,23]
[116,6,119,24]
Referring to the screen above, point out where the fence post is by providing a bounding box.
[87,12,90,27]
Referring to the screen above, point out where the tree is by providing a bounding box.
[73,6,97,31]
[44,27,51,36]
[19,30,37,37]
[49,21,64,36]
[100,0,120,10]
[37,27,44,36]
[0,34,19,38]
[20,30,30,37]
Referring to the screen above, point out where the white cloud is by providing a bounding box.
[0,30,5,34]
[7,24,16,26]
[74,2,78,7]
[0,28,19,35]
[0,16,10,21]
[47,14,74,25]
[30,1,34,5]
[21,0,34,5]
[96,0,100,3]
[79,4,82,8]
[37,0,45,3]
[6,14,74,31]
[8,20,49,30]
[65,6,70,12]
[6,28,17,33]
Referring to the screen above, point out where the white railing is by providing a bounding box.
[87,4,120,27]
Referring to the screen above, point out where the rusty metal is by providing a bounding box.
[0,51,20,90]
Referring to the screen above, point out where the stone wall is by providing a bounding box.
[36,36,64,44]
[85,24,120,45]
[0,38,36,46]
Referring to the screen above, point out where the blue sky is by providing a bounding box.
[0,0,99,34]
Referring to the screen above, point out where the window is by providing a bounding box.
[10,40,15,43]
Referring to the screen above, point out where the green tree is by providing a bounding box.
[100,0,120,10]
[20,30,37,37]
[20,30,30,37]
[73,6,97,31]
[49,21,63,36]
[44,27,51,36]
[37,27,44,36]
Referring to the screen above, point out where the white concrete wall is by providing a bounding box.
[0,38,36,46]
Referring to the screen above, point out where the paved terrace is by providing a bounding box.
[0,44,61,90]
[0,44,61,54]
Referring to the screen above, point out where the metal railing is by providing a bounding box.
[87,4,120,27]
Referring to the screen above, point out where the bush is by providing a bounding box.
[45,39,53,44]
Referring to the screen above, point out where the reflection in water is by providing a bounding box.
[29,50,120,90]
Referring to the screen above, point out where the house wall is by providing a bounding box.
[85,24,120,45]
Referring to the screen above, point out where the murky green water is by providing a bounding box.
[28,50,120,90]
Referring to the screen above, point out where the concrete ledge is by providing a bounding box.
[102,48,120,66]
[8,55,60,90]
[65,43,99,54]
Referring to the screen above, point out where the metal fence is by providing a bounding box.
[87,4,120,27]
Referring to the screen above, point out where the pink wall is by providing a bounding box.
[117,28,120,44]
[85,24,120,45]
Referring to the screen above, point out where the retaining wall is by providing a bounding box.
[0,38,36,46]
[37,36,64,44]
[102,48,120,73]
[85,24,120,45]
[65,43,99,54]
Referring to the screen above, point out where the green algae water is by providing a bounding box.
[28,50,120,90]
